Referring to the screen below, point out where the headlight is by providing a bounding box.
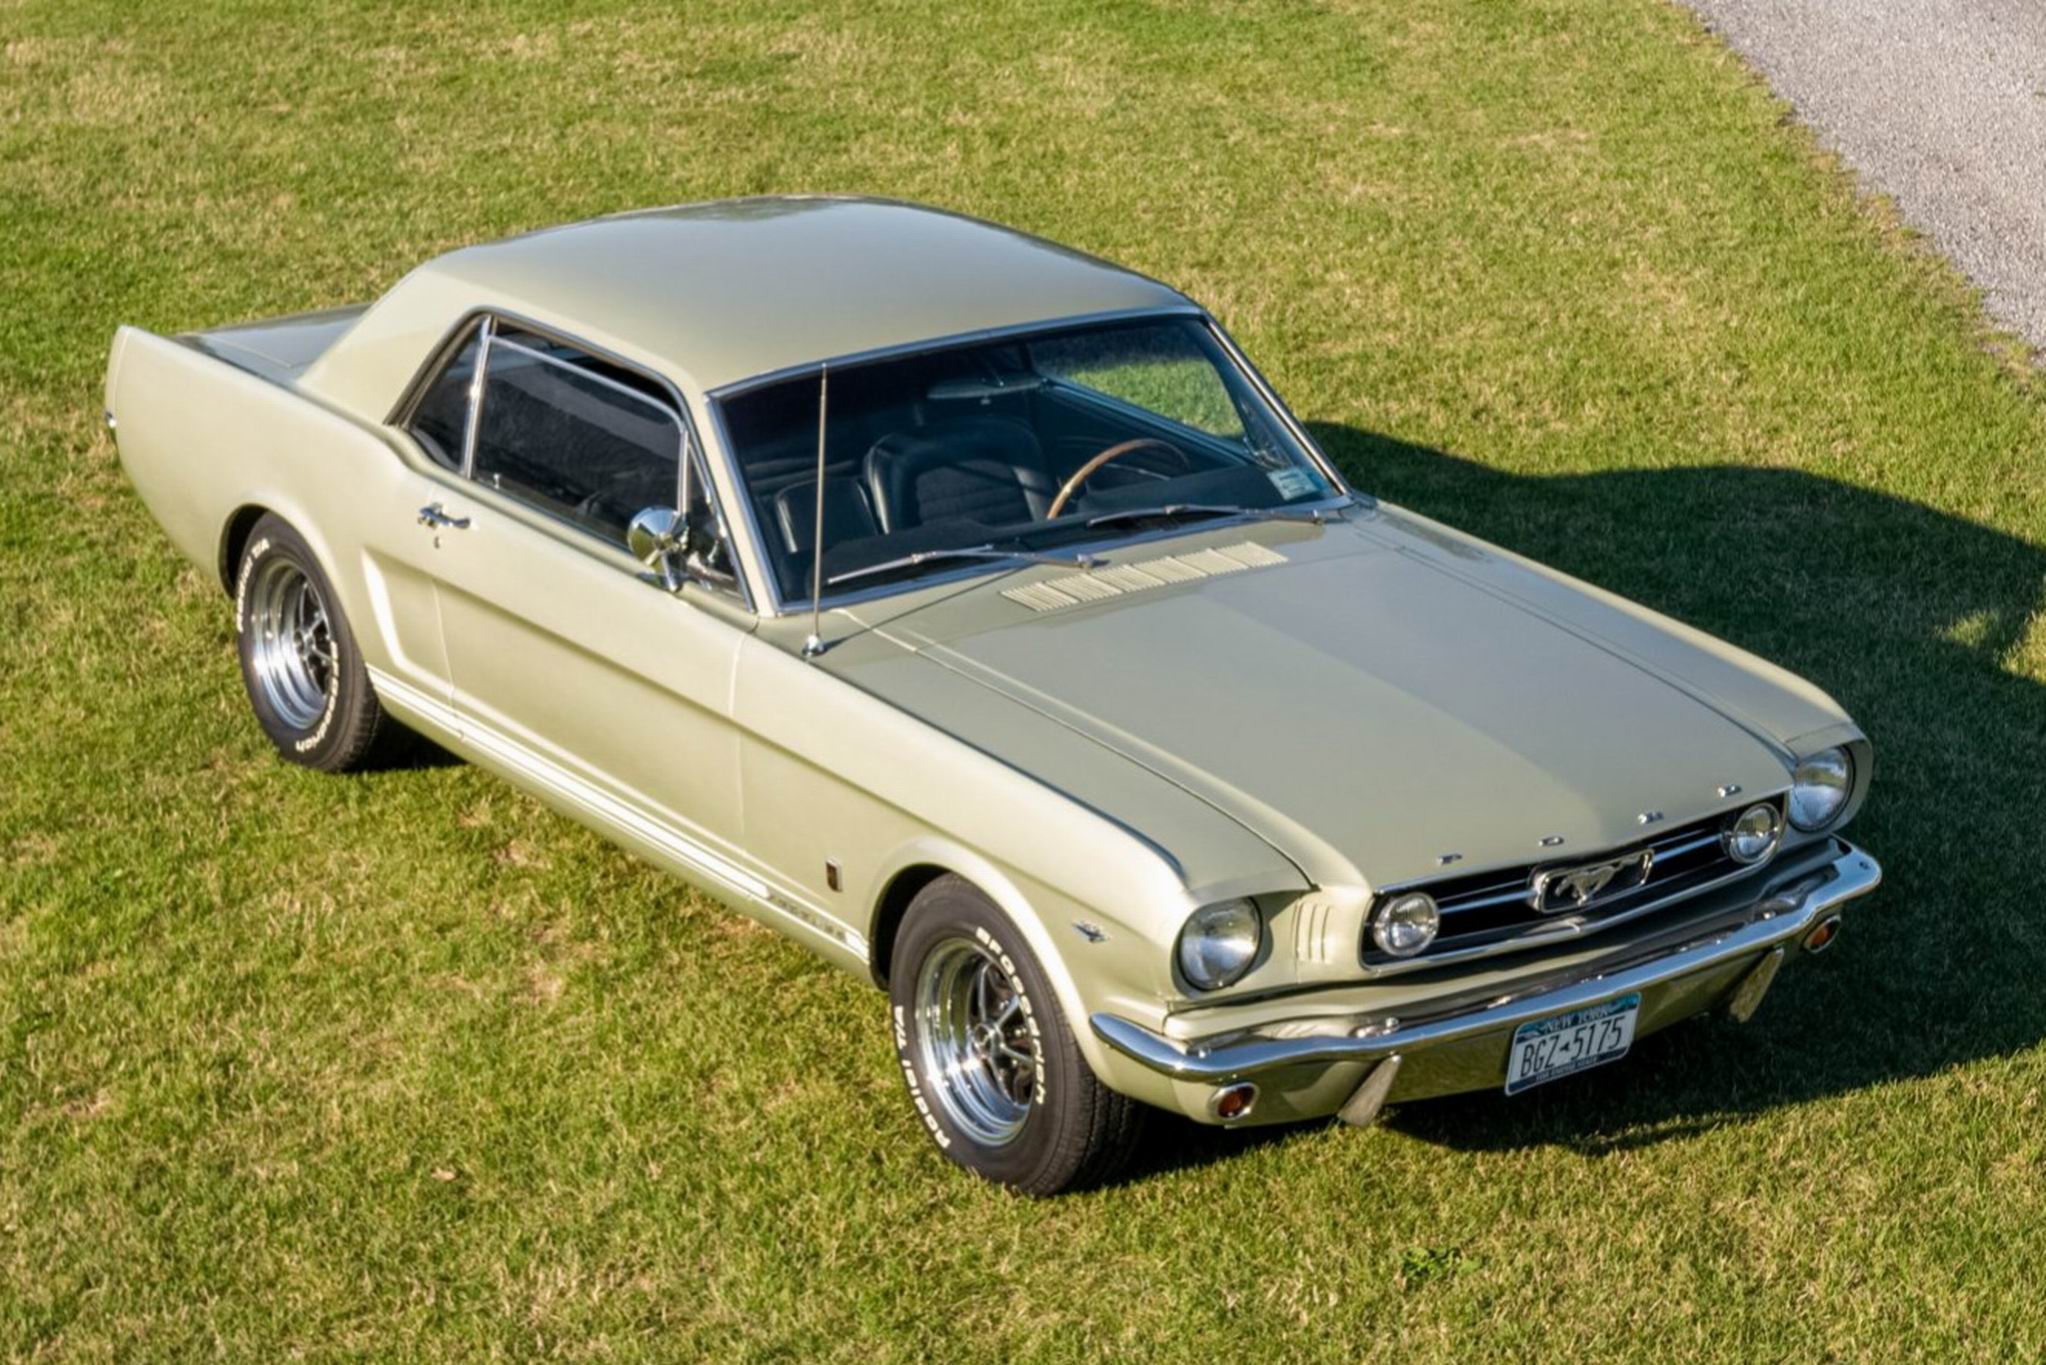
[1789,746,1853,831]
[1176,899,1262,991]
[1722,802,1783,864]
[1371,891,1440,959]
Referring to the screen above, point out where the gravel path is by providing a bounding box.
[1683,0,2046,353]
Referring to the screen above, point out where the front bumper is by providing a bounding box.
[1091,838,1880,1125]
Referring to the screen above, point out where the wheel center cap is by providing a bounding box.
[968,1023,999,1055]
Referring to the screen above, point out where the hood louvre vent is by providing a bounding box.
[1002,541,1288,613]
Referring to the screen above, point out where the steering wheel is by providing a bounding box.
[1045,438,1188,519]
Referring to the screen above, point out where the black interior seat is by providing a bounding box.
[862,416,1053,532]
[773,477,879,555]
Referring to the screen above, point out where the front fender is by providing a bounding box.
[864,835,1187,1107]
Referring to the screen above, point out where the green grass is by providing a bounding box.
[6,0,2046,1358]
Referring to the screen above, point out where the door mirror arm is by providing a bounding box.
[628,505,736,595]
[627,506,689,592]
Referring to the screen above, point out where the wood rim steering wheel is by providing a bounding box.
[1045,438,1187,519]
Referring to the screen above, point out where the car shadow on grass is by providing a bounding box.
[362,728,466,772]
[1118,423,2046,1168]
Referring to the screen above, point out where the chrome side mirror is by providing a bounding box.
[628,506,687,591]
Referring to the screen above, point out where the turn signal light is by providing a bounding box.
[1802,916,1842,954]
[1210,1083,1258,1121]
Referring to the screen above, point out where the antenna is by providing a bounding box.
[802,363,829,658]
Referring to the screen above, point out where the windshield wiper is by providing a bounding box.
[826,544,1098,589]
[1083,501,1342,531]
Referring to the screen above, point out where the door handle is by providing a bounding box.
[417,502,471,530]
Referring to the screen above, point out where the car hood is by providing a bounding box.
[832,507,1853,890]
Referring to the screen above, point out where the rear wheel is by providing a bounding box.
[233,514,392,772]
[890,875,1143,1194]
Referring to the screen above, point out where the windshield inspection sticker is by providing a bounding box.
[1267,467,1317,500]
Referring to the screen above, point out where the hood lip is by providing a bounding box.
[919,622,1786,897]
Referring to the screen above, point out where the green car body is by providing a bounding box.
[107,198,1879,1183]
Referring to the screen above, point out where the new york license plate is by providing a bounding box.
[1504,992,1641,1096]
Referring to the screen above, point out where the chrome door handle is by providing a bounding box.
[417,502,471,530]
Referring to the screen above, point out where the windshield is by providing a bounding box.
[715,314,1341,603]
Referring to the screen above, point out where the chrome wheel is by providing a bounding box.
[246,555,335,730]
[914,937,1037,1147]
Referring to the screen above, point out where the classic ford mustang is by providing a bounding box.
[108,197,1879,1193]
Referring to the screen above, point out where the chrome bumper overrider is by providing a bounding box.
[1091,840,1880,1104]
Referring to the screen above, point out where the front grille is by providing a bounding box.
[1363,798,1784,967]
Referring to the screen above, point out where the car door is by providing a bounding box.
[396,316,760,897]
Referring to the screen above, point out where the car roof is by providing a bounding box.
[303,197,1192,414]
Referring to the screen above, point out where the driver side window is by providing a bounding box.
[403,317,739,598]
[469,325,683,550]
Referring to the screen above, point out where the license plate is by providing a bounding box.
[1504,992,1640,1096]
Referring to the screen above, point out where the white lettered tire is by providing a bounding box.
[889,875,1143,1194]
[233,514,393,772]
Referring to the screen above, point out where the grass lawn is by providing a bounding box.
[7,0,2046,1357]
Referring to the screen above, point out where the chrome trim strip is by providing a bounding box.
[460,315,493,478]
[1646,831,1721,860]
[486,332,679,421]
[1203,316,1357,499]
[1361,850,1787,978]
[1437,885,1534,914]
[1360,795,1794,978]
[1092,841,1880,1084]
[365,666,866,957]
[1427,830,1739,917]
[700,384,787,618]
[1371,794,1787,900]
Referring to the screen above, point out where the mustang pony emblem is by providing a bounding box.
[1529,850,1656,914]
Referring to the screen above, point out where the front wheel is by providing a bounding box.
[890,875,1143,1194]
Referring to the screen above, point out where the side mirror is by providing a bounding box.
[630,505,739,595]
[627,506,687,591]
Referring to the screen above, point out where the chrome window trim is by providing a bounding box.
[459,315,493,477]
[704,304,1209,401]
[483,333,682,428]
[384,306,756,613]
[700,389,792,617]
[704,306,1360,618]
[1203,316,1358,501]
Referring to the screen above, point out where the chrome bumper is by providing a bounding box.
[1091,839,1880,1115]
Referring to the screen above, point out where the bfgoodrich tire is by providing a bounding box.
[233,513,393,772]
[890,875,1144,1195]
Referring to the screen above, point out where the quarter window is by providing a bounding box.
[404,325,481,472]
